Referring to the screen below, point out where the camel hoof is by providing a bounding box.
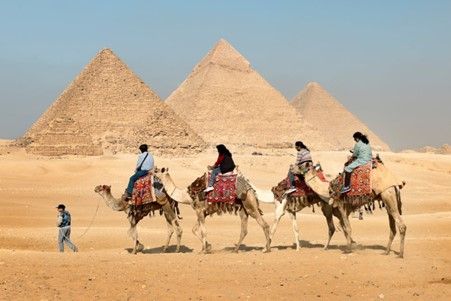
[398,254,404,259]
[162,247,168,253]
[136,243,144,253]
[263,248,271,253]
[206,243,212,252]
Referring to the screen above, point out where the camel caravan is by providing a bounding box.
[95,133,407,258]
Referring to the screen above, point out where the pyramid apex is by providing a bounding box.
[195,39,251,72]
[216,38,231,46]
[95,48,117,57]
[306,81,323,89]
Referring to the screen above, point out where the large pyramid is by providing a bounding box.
[22,49,206,155]
[166,39,331,149]
[291,82,390,151]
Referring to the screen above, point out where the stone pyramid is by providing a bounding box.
[22,49,206,155]
[25,117,103,156]
[166,39,330,149]
[291,82,390,151]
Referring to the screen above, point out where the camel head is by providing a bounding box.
[94,185,111,194]
[154,167,174,186]
[94,184,128,211]
[154,167,193,205]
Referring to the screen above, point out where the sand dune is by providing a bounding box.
[0,150,450,299]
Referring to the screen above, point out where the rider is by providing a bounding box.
[285,141,313,194]
[125,144,154,198]
[204,144,235,193]
[341,132,372,194]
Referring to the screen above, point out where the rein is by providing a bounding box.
[77,196,101,238]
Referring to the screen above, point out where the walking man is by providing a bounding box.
[56,204,78,252]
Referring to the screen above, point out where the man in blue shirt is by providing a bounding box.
[56,204,78,252]
[125,144,154,198]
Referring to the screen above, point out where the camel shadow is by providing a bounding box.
[222,244,265,252]
[125,245,194,254]
[271,240,391,254]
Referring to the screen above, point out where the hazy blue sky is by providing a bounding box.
[0,1,450,150]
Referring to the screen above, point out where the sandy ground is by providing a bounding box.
[0,148,450,300]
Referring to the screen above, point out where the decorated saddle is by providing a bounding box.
[206,172,238,204]
[330,162,373,205]
[273,166,328,203]
[131,174,155,206]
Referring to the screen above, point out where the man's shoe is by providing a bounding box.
[203,186,214,193]
[340,186,351,194]
[285,188,297,195]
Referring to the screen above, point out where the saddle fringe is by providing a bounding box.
[203,201,243,217]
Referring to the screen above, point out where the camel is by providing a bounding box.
[270,164,346,251]
[94,184,182,254]
[305,158,407,258]
[154,167,271,253]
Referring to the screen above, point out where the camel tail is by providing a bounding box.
[395,186,403,215]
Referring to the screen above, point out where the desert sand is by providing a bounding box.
[0,148,450,300]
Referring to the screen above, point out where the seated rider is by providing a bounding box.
[204,144,235,193]
[285,141,313,194]
[341,132,372,194]
[124,144,154,198]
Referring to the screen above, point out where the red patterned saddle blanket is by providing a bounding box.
[332,162,372,197]
[131,174,155,206]
[284,176,315,197]
[281,168,328,197]
[206,172,238,204]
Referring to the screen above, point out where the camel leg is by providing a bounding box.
[256,213,271,253]
[338,205,353,252]
[385,214,396,255]
[270,198,287,241]
[128,224,142,254]
[162,213,174,253]
[192,221,202,242]
[161,202,182,253]
[289,211,300,251]
[234,208,249,252]
[243,192,271,253]
[172,219,183,253]
[332,207,356,244]
[394,213,407,258]
[199,219,210,253]
[382,188,407,258]
[321,205,336,250]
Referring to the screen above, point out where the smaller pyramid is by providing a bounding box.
[291,82,390,150]
[166,39,331,149]
[25,117,103,156]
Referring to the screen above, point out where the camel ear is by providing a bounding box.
[166,167,169,172]
[154,167,159,173]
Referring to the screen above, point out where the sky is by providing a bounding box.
[0,1,450,150]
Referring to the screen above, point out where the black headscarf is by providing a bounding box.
[353,132,370,144]
[216,144,232,157]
